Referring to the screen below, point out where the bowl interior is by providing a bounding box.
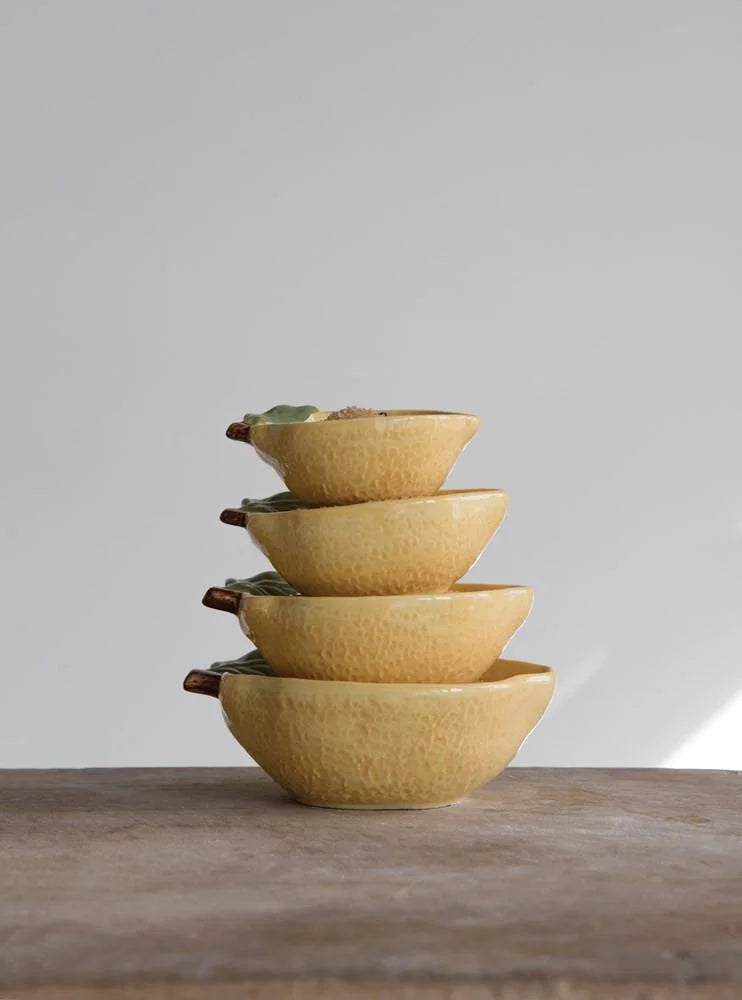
[303,408,477,424]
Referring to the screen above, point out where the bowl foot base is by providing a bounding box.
[292,797,465,811]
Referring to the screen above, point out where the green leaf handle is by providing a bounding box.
[240,491,309,513]
[225,570,298,595]
[183,649,274,697]
[242,404,319,425]
[226,404,319,442]
[203,571,297,613]
[219,494,309,526]
[208,648,273,676]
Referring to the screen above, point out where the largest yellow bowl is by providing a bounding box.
[218,660,555,809]
[229,584,533,683]
[243,489,508,596]
[249,409,480,505]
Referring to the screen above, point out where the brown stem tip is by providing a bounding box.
[226,422,252,443]
[220,508,249,528]
[183,670,221,698]
[202,587,241,614]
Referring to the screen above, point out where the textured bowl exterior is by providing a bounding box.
[219,660,555,809]
[249,410,480,505]
[246,489,508,596]
[238,584,533,683]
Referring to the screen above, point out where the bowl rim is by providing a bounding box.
[246,488,507,520]
[238,583,533,604]
[219,659,554,696]
[253,409,480,430]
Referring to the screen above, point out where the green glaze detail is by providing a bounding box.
[207,648,274,676]
[242,404,319,426]
[239,491,310,513]
[224,571,298,596]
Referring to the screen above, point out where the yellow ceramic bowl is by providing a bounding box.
[218,584,533,683]
[248,410,480,505]
[217,660,555,809]
[238,489,508,597]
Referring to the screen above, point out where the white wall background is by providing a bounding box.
[1,1,740,769]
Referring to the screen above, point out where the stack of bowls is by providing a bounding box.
[184,408,554,809]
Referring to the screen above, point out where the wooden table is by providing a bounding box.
[2,768,741,999]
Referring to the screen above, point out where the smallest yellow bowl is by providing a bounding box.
[247,409,480,505]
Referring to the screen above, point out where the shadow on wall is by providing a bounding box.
[513,516,742,767]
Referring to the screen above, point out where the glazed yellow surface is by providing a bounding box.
[238,584,533,683]
[246,489,507,596]
[219,660,554,809]
[249,410,479,505]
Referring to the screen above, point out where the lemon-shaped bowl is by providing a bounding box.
[222,489,507,597]
[185,660,554,809]
[230,409,479,505]
[203,583,532,683]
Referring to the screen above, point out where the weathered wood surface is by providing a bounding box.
[2,767,741,999]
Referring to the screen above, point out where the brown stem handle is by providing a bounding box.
[226,422,252,443]
[220,508,249,528]
[183,670,221,698]
[202,587,241,614]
